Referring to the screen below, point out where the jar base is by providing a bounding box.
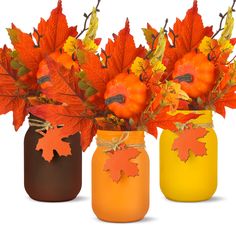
[164,195,214,203]
[27,194,79,203]
[96,215,145,223]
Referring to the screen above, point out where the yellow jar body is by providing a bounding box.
[92,130,149,222]
[160,110,217,202]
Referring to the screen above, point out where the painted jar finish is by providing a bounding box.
[92,130,149,222]
[160,110,217,202]
[24,117,82,202]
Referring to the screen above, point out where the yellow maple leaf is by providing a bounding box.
[63,36,78,56]
[131,57,148,76]
[219,7,234,46]
[199,36,214,56]
[83,8,99,52]
[161,81,191,111]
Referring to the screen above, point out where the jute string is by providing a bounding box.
[96,132,145,152]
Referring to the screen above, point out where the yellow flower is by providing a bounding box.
[63,36,78,56]
[152,61,166,74]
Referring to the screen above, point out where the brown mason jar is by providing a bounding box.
[24,116,82,202]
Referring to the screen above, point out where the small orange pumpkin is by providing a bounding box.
[37,51,79,89]
[173,52,215,98]
[104,73,147,118]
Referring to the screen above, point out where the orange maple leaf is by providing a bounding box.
[0,46,27,130]
[146,109,201,138]
[172,125,209,162]
[7,0,77,74]
[29,58,97,151]
[104,145,140,182]
[80,50,108,93]
[162,0,213,74]
[103,19,146,80]
[36,127,72,162]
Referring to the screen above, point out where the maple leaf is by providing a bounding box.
[41,57,82,105]
[0,45,27,130]
[131,57,148,76]
[29,104,96,151]
[103,19,146,79]
[36,127,72,162]
[104,145,140,182]
[170,1,213,57]
[172,125,209,162]
[7,0,77,73]
[146,110,201,138]
[142,23,159,49]
[163,0,213,74]
[80,50,108,93]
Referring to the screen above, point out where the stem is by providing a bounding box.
[105,94,125,105]
[174,74,193,83]
[76,0,101,39]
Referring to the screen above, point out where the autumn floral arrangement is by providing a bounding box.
[137,0,236,162]
[1,0,235,171]
[0,0,199,175]
[27,1,202,172]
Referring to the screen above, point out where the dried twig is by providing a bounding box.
[76,0,101,39]
[101,49,110,68]
[33,28,43,48]
[169,28,178,48]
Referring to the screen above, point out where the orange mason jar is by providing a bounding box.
[92,130,149,223]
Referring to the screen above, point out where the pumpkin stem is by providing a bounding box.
[174,73,193,83]
[105,94,126,105]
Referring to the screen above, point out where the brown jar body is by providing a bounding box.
[24,126,82,202]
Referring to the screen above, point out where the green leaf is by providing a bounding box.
[78,80,89,90]
[85,86,97,97]
[10,60,21,70]
[17,66,30,76]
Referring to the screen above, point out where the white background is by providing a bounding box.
[0,0,236,235]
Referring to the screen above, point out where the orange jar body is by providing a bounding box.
[92,130,149,222]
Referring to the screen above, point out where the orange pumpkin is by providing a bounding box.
[104,73,147,118]
[37,51,79,89]
[173,52,215,98]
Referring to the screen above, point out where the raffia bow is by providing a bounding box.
[96,132,145,152]
[175,121,213,132]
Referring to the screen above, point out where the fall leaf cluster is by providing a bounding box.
[0,0,235,162]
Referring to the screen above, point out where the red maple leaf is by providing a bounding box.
[29,59,96,151]
[7,0,77,74]
[103,19,146,80]
[172,125,209,162]
[0,45,27,130]
[36,127,72,162]
[80,50,108,93]
[104,145,140,182]
[146,109,201,138]
[163,1,213,74]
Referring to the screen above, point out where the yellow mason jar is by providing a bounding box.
[160,110,217,202]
